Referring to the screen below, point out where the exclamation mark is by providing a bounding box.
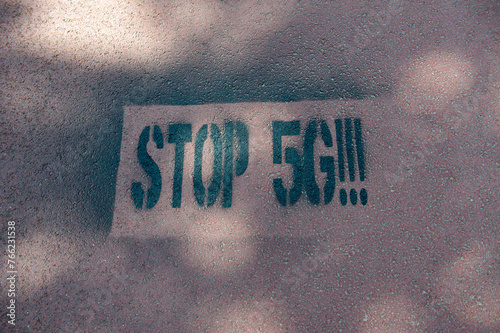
[345,118,356,182]
[335,119,348,206]
[354,118,368,206]
[335,118,368,206]
[335,119,345,182]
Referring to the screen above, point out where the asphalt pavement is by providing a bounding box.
[1,0,499,332]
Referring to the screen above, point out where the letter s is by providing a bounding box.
[131,125,163,209]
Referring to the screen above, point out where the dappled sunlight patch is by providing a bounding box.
[439,239,500,328]
[180,213,258,276]
[20,0,173,67]
[19,237,191,331]
[189,294,291,332]
[359,293,427,333]
[14,231,85,292]
[397,51,474,116]
[212,299,288,332]
[394,52,482,145]
[89,241,189,330]
[16,0,296,68]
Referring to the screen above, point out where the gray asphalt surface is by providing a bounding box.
[1,0,499,332]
